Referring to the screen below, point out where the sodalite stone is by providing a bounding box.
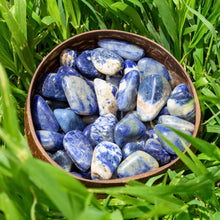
[157,115,195,133]
[56,66,81,76]
[90,113,118,146]
[172,83,189,95]
[158,105,170,117]
[63,130,93,172]
[117,70,140,111]
[144,139,170,166]
[106,74,122,88]
[54,108,86,133]
[167,91,195,120]
[91,141,122,180]
[117,151,159,178]
[94,78,118,115]
[60,49,78,68]
[62,75,98,115]
[36,130,64,152]
[91,48,124,75]
[46,100,69,111]
[137,74,171,122]
[50,150,73,171]
[76,49,99,78]
[146,128,160,141]
[98,39,145,61]
[32,95,59,131]
[155,124,191,155]
[122,142,144,159]
[114,113,146,147]
[124,60,139,75]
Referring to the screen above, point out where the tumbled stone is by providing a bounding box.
[56,66,81,76]
[54,108,86,133]
[124,60,139,75]
[90,113,118,146]
[36,130,64,152]
[60,49,78,68]
[106,73,122,88]
[62,75,98,115]
[122,142,144,159]
[91,141,122,180]
[146,128,160,141]
[172,83,189,95]
[157,105,170,117]
[117,151,159,178]
[63,130,93,172]
[167,91,195,120]
[144,139,170,166]
[46,100,69,111]
[98,39,145,61]
[91,48,124,75]
[137,74,171,122]
[94,78,118,115]
[76,49,99,78]
[114,113,146,147]
[117,70,139,112]
[32,95,59,131]
[135,133,148,149]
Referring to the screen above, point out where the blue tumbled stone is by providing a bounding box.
[146,128,160,141]
[137,74,171,121]
[114,113,146,147]
[36,130,64,152]
[98,39,145,61]
[91,48,124,75]
[106,74,122,88]
[60,49,78,68]
[144,139,171,166]
[172,83,189,95]
[117,151,159,178]
[124,60,139,75]
[32,95,59,131]
[167,91,195,120]
[91,141,122,180]
[117,70,140,112]
[56,66,81,76]
[62,75,98,115]
[157,105,170,117]
[63,130,93,172]
[54,108,86,133]
[46,100,69,111]
[122,142,144,159]
[135,133,148,148]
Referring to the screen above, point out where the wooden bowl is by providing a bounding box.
[25,30,201,188]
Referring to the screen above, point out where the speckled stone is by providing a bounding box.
[36,130,64,152]
[91,48,124,75]
[56,66,81,77]
[94,78,118,115]
[167,91,195,120]
[144,139,170,166]
[60,49,78,68]
[98,39,145,61]
[114,113,146,147]
[117,70,139,112]
[54,108,86,133]
[63,130,93,172]
[124,60,139,75]
[76,49,99,78]
[137,74,171,122]
[91,141,122,180]
[117,151,159,178]
[146,128,160,141]
[90,113,118,146]
[32,95,59,131]
[135,133,148,149]
[172,83,189,95]
[122,142,144,159]
[106,74,122,88]
[62,75,98,115]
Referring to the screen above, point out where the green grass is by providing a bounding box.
[0,0,220,219]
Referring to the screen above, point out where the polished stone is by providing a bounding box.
[60,48,78,68]
[117,151,159,178]
[124,60,139,75]
[137,74,171,121]
[91,48,124,75]
[172,83,189,95]
[157,105,170,117]
[122,142,144,159]
[98,38,145,61]
[106,74,122,88]
[56,66,81,77]
[91,141,122,180]
[46,100,69,111]
[146,128,160,141]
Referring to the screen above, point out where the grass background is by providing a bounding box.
[0,0,219,219]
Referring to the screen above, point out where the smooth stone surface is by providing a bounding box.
[98,39,145,61]
[167,91,195,120]
[172,83,189,95]
[32,95,59,131]
[144,139,170,166]
[106,74,122,88]
[124,60,139,75]
[60,49,78,68]
[36,130,64,152]
[157,115,195,133]
[54,108,86,133]
[91,141,122,180]
[91,48,124,75]
[155,124,190,155]
[117,151,159,178]
[146,128,160,141]
[63,130,93,172]
[50,150,73,171]
[114,113,146,147]
[122,142,144,159]
[157,105,170,117]
[94,78,118,115]
[56,66,81,77]
[90,113,118,146]
[62,75,98,115]
[117,70,139,112]
[137,74,171,122]
[76,49,99,78]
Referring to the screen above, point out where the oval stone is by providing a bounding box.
[124,60,139,75]
[171,83,189,95]
[122,142,144,159]
[106,73,122,88]
[60,48,78,68]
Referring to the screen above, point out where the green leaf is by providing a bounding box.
[206,125,220,134]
